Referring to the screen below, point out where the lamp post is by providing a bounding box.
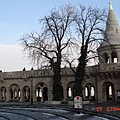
[30,75,33,105]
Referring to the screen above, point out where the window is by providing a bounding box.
[111,52,117,63]
[103,53,109,63]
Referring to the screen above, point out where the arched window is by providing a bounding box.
[109,86,112,96]
[39,88,42,97]
[23,86,30,102]
[111,52,117,63]
[91,87,95,96]
[18,89,20,98]
[1,87,6,100]
[67,81,75,99]
[103,53,109,63]
[36,87,42,98]
[102,82,114,101]
[9,84,20,101]
[68,88,72,97]
[35,82,48,101]
[85,87,89,97]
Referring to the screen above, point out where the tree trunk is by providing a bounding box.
[51,49,62,101]
[74,46,87,97]
[52,62,62,101]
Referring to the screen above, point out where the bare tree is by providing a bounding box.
[21,4,75,100]
[72,5,107,97]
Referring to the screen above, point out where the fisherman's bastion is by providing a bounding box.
[0,3,120,104]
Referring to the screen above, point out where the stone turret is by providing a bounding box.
[102,2,120,46]
[97,2,120,64]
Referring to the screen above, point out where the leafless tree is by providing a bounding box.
[21,3,107,100]
[72,4,107,97]
[21,4,76,100]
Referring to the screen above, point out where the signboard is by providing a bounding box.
[74,96,82,108]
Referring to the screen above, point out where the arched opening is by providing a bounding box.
[1,87,6,101]
[43,87,48,101]
[23,86,30,102]
[106,85,113,101]
[102,82,114,101]
[85,87,89,98]
[36,87,42,101]
[85,83,95,101]
[9,84,20,102]
[90,86,95,100]
[103,53,109,63]
[35,82,48,102]
[68,88,72,97]
[111,52,117,63]
[67,81,75,100]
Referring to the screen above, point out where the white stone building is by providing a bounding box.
[0,3,120,103]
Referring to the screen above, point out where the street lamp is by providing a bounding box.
[30,75,33,105]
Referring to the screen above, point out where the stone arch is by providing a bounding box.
[111,51,117,63]
[9,84,20,102]
[35,82,48,101]
[67,81,75,100]
[102,81,114,101]
[85,83,95,100]
[23,86,30,102]
[103,53,109,63]
[1,86,6,101]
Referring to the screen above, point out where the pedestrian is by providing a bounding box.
[117,90,120,102]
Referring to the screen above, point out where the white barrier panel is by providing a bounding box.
[74,96,82,108]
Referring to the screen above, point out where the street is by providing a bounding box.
[0,107,110,120]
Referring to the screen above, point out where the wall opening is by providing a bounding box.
[85,87,89,98]
[111,52,117,63]
[85,84,95,101]
[9,84,20,101]
[102,82,114,101]
[68,88,72,97]
[35,82,48,102]
[23,86,30,102]
[103,53,109,63]
[67,81,75,100]
[1,87,6,101]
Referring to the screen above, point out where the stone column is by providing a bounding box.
[17,89,19,101]
[108,54,112,63]
[88,86,91,99]
[98,87,104,101]
[33,86,36,102]
[48,86,53,101]
[13,89,15,100]
[6,88,10,102]
[41,88,43,102]
[117,55,120,63]
[26,88,29,99]
[63,86,67,100]
[82,88,85,100]
[20,88,23,102]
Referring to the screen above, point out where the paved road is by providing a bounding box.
[0,107,110,120]
[0,102,119,120]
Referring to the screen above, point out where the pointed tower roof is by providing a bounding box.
[102,2,120,46]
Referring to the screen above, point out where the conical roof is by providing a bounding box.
[102,2,120,46]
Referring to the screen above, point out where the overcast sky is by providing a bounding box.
[0,0,120,72]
